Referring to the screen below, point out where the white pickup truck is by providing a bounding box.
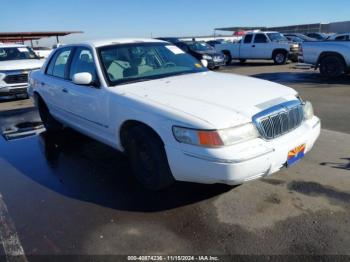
[0,44,44,97]
[215,32,298,65]
[28,38,320,190]
[301,41,350,78]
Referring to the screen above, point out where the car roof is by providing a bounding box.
[329,33,350,39]
[183,41,207,44]
[0,43,28,48]
[333,32,350,36]
[245,31,279,34]
[80,38,166,48]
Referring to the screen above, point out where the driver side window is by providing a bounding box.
[69,47,97,84]
[254,34,268,43]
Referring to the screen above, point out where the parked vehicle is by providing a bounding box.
[156,39,225,69]
[33,46,52,58]
[306,33,329,40]
[215,32,298,65]
[28,38,320,190]
[327,33,350,41]
[155,37,181,44]
[301,40,350,78]
[284,33,316,42]
[0,44,44,97]
[206,39,230,47]
[175,41,226,69]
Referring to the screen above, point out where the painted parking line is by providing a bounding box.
[0,194,28,262]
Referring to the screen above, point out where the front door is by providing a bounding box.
[62,47,110,142]
[251,33,271,59]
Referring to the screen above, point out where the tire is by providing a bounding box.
[319,55,346,78]
[239,59,246,64]
[37,96,63,132]
[125,125,175,190]
[223,51,232,65]
[273,51,287,65]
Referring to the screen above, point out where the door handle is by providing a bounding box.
[252,45,256,47]
[62,88,68,93]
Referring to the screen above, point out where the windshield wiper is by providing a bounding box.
[117,78,154,85]
[112,71,201,86]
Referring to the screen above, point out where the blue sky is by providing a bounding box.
[1,0,350,45]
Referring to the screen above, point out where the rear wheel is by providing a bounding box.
[37,96,63,132]
[319,55,346,78]
[273,51,287,65]
[125,125,175,191]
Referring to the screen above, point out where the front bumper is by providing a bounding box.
[0,84,28,97]
[207,59,226,68]
[165,116,321,185]
[289,52,299,61]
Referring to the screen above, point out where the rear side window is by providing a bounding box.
[243,34,253,43]
[335,35,347,41]
[46,48,72,78]
[69,47,97,83]
[254,34,268,43]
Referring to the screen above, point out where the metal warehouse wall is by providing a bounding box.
[327,21,350,33]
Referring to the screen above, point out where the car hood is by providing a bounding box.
[0,59,44,71]
[195,50,222,56]
[120,71,298,129]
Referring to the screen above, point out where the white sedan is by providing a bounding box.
[28,38,321,190]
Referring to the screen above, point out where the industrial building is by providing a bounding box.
[215,20,350,34]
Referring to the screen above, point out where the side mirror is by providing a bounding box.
[201,59,208,68]
[72,72,93,85]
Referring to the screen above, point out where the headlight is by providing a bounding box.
[0,72,6,80]
[302,101,314,120]
[202,54,213,60]
[172,123,259,147]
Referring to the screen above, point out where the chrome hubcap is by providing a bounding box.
[276,54,285,63]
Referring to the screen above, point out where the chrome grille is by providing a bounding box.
[253,100,304,140]
[4,74,28,84]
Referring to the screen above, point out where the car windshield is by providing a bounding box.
[187,42,214,52]
[286,36,304,43]
[295,34,316,41]
[0,47,39,61]
[267,33,288,42]
[99,43,208,86]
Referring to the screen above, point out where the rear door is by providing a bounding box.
[252,33,271,59]
[240,34,254,58]
[40,47,74,119]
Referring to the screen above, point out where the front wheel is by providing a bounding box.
[319,55,345,78]
[273,52,287,65]
[223,52,232,65]
[125,125,175,191]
